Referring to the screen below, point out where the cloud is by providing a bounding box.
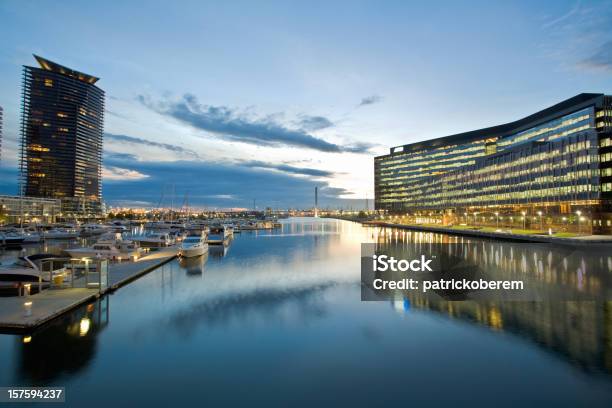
[138,94,372,154]
[577,40,612,71]
[105,133,201,158]
[541,1,582,29]
[358,95,382,106]
[240,160,335,178]
[100,155,355,208]
[297,115,334,131]
[102,166,150,181]
[103,132,338,179]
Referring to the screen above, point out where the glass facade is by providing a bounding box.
[375,94,612,234]
[0,195,61,224]
[19,55,104,217]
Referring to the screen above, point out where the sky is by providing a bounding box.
[0,0,611,209]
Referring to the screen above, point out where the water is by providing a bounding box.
[1,218,611,407]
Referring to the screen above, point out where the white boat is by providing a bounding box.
[223,224,235,237]
[208,225,230,244]
[131,232,173,247]
[179,232,208,258]
[144,221,185,231]
[66,234,143,260]
[0,232,26,246]
[42,228,79,239]
[0,253,68,296]
[80,223,110,237]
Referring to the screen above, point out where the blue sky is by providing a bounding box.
[1,0,611,209]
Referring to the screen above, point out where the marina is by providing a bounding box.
[0,247,178,332]
[0,218,611,406]
[0,217,276,331]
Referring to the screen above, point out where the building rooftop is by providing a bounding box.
[380,93,606,157]
[32,54,99,84]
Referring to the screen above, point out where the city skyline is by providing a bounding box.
[1,0,612,209]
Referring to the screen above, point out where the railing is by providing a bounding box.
[24,257,109,295]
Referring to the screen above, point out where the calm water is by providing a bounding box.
[1,217,611,407]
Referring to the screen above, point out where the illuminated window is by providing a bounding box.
[44,79,53,87]
[57,112,68,118]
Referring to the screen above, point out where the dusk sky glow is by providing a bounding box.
[1,0,611,209]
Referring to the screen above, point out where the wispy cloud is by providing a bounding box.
[104,137,336,179]
[102,166,150,181]
[358,95,382,107]
[541,0,581,29]
[138,94,372,154]
[297,115,334,131]
[240,160,335,178]
[100,159,355,208]
[105,133,201,159]
[577,40,612,72]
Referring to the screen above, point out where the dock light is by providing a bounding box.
[23,336,32,344]
[24,301,33,317]
[79,317,91,337]
[23,283,31,296]
[576,211,583,233]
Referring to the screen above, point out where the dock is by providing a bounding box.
[0,247,177,333]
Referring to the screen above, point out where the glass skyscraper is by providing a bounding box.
[19,55,104,217]
[374,93,612,234]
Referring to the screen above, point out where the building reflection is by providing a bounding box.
[372,226,612,374]
[15,297,109,384]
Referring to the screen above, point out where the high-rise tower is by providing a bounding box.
[20,55,104,217]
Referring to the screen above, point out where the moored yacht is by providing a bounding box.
[80,223,110,237]
[179,231,208,258]
[130,231,173,247]
[42,227,79,239]
[0,231,26,246]
[0,254,68,296]
[66,233,143,260]
[208,225,231,244]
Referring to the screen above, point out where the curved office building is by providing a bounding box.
[374,93,612,234]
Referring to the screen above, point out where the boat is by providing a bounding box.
[223,224,235,237]
[0,254,68,296]
[80,223,110,237]
[42,228,79,239]
[179,231,208,258]
[0,231,26,246]
[66,233,143,260]
[130,231,173,247]
[208,225,230,244]
[144,221,185,231]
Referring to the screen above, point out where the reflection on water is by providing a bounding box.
[373,227,612,373]
[15,297,109,384]
[179,253,208,276]
[0,218,611,406]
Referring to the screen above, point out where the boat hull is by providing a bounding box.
[179,245,208,258]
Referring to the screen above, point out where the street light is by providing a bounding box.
[576,210,582,234]
[537,211,543,231]
[494,212,499,228]
[521,211,526,230]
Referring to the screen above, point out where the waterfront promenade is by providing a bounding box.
[333,218,612,245]
[0,248,178,332]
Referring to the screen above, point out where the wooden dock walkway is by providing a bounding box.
[0,247,177,332]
